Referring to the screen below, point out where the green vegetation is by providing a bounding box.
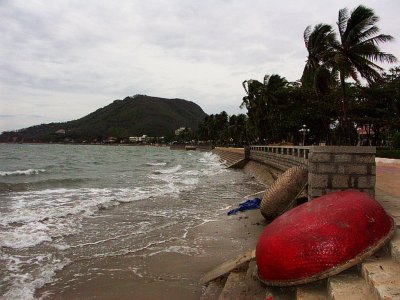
[199,5,399,147]
[376,148,400,159]
[0,95,207,143]
[392,132,400,149]
[198,112,247,146]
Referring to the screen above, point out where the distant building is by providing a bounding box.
[129,135,165,144]
[175,127,191,135]
[104,137,117,143]
[129,136,142,143]
[129,135,154,143]
[55,129,66,134]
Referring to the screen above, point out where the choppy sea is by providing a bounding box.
[0,144,262,299]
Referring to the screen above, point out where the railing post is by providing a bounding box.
[244,145,250,159]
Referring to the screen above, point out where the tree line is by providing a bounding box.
[197,5,400,147]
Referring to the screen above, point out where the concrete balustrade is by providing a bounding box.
[249,145,310,172]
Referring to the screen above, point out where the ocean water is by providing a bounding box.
[0,144,262,299]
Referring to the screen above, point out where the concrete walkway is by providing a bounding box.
[376,160,400,225]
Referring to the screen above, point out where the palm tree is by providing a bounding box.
[334,5,397,143]
[241,75,288,143]
[241,79,267,142]
[302,24,339,143]
[302,23,337,94]
[263,74,288,101]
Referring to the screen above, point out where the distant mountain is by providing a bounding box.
[0,95,207,143]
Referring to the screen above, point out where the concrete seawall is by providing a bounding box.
[206,146,400,300]
[211,147,276,186]
[214,146,377,200]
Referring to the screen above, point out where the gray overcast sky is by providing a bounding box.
[1,0,399,132]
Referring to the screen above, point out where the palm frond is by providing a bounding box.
[301,23,337,92]
[371,52,397,64]
[242,80,249,95]
[337,7,349,39]
[335,4,397,85]
[263,75,271,87]
[342,5,377,48]
[304,25,311,48]
[358,26,380,42]
[360,34,394,46]
[348,65,360,83]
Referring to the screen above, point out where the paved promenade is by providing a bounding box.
[376,158,400,225]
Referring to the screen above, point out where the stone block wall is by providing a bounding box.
[308,146,376,199]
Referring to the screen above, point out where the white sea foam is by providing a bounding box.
[198,152,226,174]
[0,176,204,250]
[0,188,128,249]
[145,153,226,199]
[0,169,46,176]
[149,245,202,256]
[0,145,247,300]
[180,178,199,185]
[198,152,221,164]
[146,162,167,166]
[0,227,52,249]
[153,164,182,174]
[2,254,70,300]
[129,267,144,278]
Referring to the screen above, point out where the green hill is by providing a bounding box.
[0,95,207,143]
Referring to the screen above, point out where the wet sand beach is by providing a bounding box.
[0,145,268,299]
[36,209,267,299]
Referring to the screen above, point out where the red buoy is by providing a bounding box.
[256,190,394,286]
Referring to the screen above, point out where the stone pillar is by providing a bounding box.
[308,146,376,199]
[244,145,250,160]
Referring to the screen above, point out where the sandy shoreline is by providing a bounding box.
[27,155,400,299]
[29,152,272,300]
[36,209,267,299]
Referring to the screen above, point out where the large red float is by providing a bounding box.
[256,190,395,286]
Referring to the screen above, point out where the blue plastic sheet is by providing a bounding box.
[227,198,261,215]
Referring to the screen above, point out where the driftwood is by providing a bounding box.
[200,249,255,285]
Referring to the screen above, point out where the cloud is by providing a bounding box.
[1,0,399,131]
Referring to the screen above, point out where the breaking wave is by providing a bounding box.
[0,147,231,300]
[0,169,46,176]
[145,162,167,166]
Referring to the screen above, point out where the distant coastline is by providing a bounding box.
[0,95,207,144]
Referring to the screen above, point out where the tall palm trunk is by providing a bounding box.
[339,72,350,145]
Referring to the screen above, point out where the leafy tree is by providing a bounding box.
[197,112,230,145]
[352,67,400,145]
[241,79,267,142]
[227,114,248,145]
[241,74,288,143]
[393,132,400,149]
